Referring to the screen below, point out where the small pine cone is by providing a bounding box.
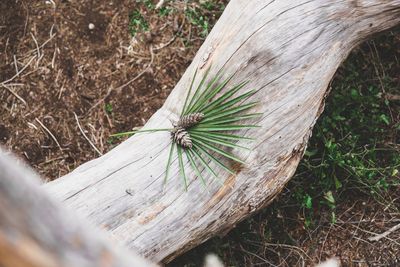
[176,113,204,128]
[171,127,192,149]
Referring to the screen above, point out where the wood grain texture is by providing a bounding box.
[0,150,157,267]
[44,0,400,263]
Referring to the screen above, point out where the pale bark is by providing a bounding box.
[44,0,400,263]
[0,151,157,267]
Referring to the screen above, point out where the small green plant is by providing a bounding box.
[112,67,261,189]
[129,10,149,37]
[105,103,113,114]
[183,1,226,37]
[290,48,400,226]
[158,6,173,16]
[201,1,216,11]
[106,136,122,147]
[141,0,155,9]
[128,1,225,46]
[185,4,210,37]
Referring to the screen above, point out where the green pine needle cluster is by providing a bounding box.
[112,67,261,189]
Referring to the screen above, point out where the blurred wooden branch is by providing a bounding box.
[0,150,157,267]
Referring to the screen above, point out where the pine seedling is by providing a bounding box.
[111,67,261,189]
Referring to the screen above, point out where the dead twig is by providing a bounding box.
[0,84,27,105]
[368,222,400,242]
[154,35,177,51]
[21,28,56,59]
[156,0,167,9]
[239,246,276,266]
[35,118,62,150]
[1,55,36,85]
[73,113,103,156]
[87,45,155,114]
[30,32,41,65]
[1,52,41,104]
[386,93,400,101]
[13,55,19,74]
[115,44,155,91]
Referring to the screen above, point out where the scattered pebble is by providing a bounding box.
[88,23,95,30]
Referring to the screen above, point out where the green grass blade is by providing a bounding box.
[189,131,255,141]
[192,124,260,132]
[186,70,223,114]
[202,113,262,125]
[201,82,249,114]
[186,149,207,188]
[190,132,250,150]
[193,139,245,164]
[192,143,235,175]
[200,81,248,113]
[201,102,258,123]
[164,143,175,185]
[181,68,198,115]
[188,73,231,114]
[191,147,219,179]
[185,66,211,115]
[110,128,172,137]
[177,145,188,190]
[204,90,256,117]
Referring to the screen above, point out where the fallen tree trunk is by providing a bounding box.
[0,151,157,267]
[44,0,400,263]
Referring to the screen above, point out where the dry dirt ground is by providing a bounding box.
[0,1,399,266]
[1,0,207,179]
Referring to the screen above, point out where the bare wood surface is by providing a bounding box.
[44,0,400,263]
[0,150,157,267]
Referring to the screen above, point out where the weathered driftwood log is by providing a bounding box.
[44,0,400,263]
[0,151,157,267]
